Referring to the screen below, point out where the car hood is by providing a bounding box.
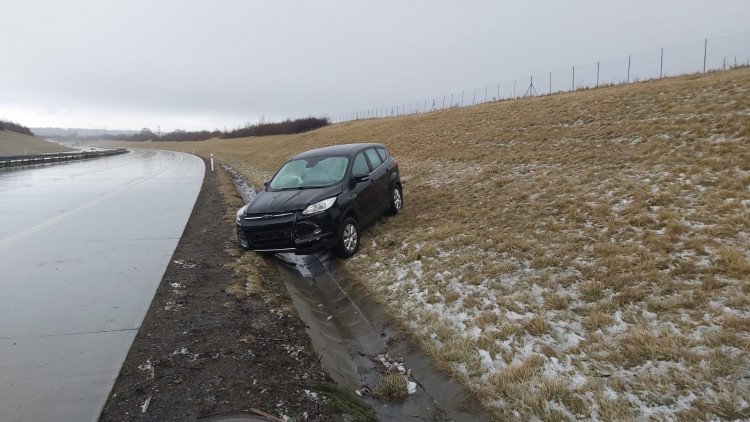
[244,185,343,215]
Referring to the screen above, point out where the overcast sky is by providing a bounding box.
[2,0,749,132]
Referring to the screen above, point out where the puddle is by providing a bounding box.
[223,163,487,422]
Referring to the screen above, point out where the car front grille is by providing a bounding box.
[242,226,294,250]
[243,212,294,221]
[251,228,292,242]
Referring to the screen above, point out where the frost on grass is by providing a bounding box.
[349,70,750,421]
[206,68,750,421]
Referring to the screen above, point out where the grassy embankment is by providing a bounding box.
[99,67,750,421]
[0,130,73,155]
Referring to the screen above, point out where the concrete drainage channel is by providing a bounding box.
[222,162,487,421]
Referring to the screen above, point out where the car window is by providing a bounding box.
[352,152,370,176]
[269,156,349,189]
[364,148,383,169]
[376,147,387,162]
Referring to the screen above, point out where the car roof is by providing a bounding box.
[290,143,385,160]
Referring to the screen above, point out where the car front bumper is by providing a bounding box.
[237,209,340,254]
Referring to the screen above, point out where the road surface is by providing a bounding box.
[0,149,204,422]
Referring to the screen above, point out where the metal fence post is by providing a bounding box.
[572,67,575,91]
[596,62,600,88]
[660,48,664,78]
[628,55,631,83]
[703,39,707,73]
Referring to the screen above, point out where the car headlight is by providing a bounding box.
[303,197,336,216]
[236,204,248,223]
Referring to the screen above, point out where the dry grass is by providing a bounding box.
[98,67,750,421]
[0,130,74,155]
[372,373,408,401]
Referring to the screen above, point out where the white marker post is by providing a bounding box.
[210,153,214,172]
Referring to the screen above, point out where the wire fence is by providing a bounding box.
[332,31,750,123]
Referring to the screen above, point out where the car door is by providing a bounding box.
[349,150,379,224]
[364,147,389,210]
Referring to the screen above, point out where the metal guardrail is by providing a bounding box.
[0,148,130,167]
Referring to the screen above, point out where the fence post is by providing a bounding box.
[660,48,664,78]
[596,62,600,88]
[514,80,517,98]
[628,55,631,82]
[572,67,575,91]
[549,72,552,95]
[703,39,707,73]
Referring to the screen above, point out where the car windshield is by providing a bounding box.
[268,156,349,190]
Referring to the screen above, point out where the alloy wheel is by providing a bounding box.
[393,188,402,211]
[343,223,358,252]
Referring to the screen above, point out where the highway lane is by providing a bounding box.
[0,149,205,422]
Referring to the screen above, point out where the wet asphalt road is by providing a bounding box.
[0,150,204,422]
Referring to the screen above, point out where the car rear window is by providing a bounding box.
[364,148,383,168]
[376,147,387,162]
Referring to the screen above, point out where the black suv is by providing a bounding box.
[236,143,402,257]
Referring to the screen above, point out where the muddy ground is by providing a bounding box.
[99,160,348,421]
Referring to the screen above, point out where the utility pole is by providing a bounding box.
[524,76,537,97]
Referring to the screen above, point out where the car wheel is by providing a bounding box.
[389,185,403,214]
[336,217,359,258]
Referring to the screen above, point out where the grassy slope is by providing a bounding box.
[99,67,750,421]
[0,130,74,155]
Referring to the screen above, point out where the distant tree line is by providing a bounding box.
[111,128,224,143]
[0,120,34,136]
[106,116,330,142]
[221,117,329,139]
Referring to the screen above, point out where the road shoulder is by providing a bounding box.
[99,158,342,421]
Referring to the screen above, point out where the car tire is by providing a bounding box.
[389,185,403,214]
[336,217,360,258]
